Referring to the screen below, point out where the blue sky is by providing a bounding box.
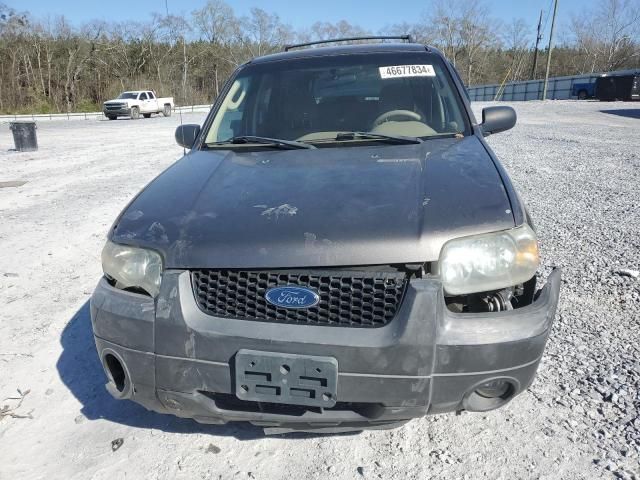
[14,0,584,40]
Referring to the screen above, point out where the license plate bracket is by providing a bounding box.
[235,349,338,408]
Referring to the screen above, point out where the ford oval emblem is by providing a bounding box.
[265,286,320,309]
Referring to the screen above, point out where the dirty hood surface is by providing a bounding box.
[111,136,515,269]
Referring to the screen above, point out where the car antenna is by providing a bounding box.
[178,104,186,156]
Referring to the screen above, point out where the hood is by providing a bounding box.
[111,136,515,269]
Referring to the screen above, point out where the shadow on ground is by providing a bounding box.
[56,300,355,440]
[600,109,640,119]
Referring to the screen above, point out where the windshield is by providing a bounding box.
[204,52,470,146]
[117,92,138,99]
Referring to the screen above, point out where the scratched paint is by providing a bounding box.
[257,203,298,219]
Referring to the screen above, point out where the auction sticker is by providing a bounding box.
[379,65,436,79]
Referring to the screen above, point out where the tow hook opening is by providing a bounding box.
[463,378,518,412]
[104,353,127,394]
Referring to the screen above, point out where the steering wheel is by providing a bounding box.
[372,109,422,128]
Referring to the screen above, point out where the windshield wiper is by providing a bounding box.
[334,132,423,144]
[423,132,465,140]
[208,135,316,150]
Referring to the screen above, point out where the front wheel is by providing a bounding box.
[162,104,172,117]
[143,113,151,118]
[578,90,587,100]
[131,107,140,120]
[107,115,117,120]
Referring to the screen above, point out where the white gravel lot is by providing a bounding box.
[0,101,638,480]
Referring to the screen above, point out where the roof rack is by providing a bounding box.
[284,35,414,52]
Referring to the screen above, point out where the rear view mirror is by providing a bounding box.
[175,124,201,149]
[481,106,517,135]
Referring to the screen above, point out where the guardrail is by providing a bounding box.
[0,104,212,122]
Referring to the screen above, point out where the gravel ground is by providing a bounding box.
[0,101,638,479]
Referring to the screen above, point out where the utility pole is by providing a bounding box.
[530,10,543,79]
[542,0,559,100]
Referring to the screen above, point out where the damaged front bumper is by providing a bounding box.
[90,269,561,433]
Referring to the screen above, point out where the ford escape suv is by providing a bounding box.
[91,37,560,434]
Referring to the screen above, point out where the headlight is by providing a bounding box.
[101,241,163,297]
[439,224,539,295]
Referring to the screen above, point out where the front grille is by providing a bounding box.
[191,269,408,328]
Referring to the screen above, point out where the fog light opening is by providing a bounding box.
[104,353,127,393]
[475,380,513,399]
[463,378,518,412]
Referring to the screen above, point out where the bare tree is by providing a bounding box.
[504,18,530,52]
[307,20,369,42]
[424,0,497,84]
[158,14,192,104]
[192,0,234,44]
[425,0,465,66]
[503,18,531,81]
[458,1,494,84]
[191,0,238,96]
[55,18,104,112]
[233,8,293,60]
[383,21,433,44]
[571,0,640,72]
[0,1,638,114]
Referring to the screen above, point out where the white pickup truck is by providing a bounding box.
[103,90,174,120]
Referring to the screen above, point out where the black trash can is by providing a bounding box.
[9,121,38,152]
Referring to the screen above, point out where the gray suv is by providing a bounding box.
[91,37,560,434]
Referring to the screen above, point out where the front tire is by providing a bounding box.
[578,89,587,100]
[162,104,172,117]
[107,115,117,120]
[131,107,140,120]
[143,113,151,118]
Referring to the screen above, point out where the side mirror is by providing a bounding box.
[175,124,201,149]
[481,106,517,136]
